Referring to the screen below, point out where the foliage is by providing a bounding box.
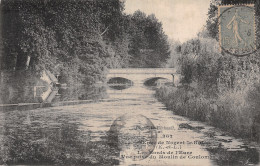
[127,11,170,68]
[165,39,181,68]
[1,110,119,165]
[206,1,219,39]
[156,0,260,142]
[1,0,170,89]
[156,85,260,142]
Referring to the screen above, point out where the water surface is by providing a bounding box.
[0,84,259,165]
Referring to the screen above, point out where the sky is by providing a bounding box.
[124,0,211,43]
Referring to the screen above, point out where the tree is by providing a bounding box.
[127,11,170,68]
[206,1,219,39]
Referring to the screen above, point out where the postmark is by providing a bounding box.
[218,4,257,56]
[108,114,157,161]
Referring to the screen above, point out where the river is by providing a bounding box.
[0,84,259,165]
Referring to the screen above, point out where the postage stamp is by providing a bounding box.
[218,4,256,56]
[108,114,157,161]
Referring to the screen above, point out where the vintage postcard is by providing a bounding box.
[0,0,260,166]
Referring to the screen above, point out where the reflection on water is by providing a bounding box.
[108,84,132,90]
[0,85,259,165]
[56,85,108,102]
[0,109,119,165]
[0,70,108,104]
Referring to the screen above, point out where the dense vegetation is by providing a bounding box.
[0,0,170,104]
[157,0,260,142]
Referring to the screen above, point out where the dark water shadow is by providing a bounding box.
[206,145,259,165]
[107,77,133,91]
[0,110,120,165]
[56,85,108,102]
[0,70,108,104]
[108,84,132,90]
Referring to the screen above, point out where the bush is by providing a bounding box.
[156,85,260,142]
[247,84,260,141]
[156,86,212,122]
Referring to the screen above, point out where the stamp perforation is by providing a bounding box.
[218,4,254,7]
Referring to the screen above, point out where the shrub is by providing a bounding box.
[156,85,260,142]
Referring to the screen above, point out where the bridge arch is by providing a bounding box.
[107,77,133,85]
[143,77,171,86]
[107,77,133,90]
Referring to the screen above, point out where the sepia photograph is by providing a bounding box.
[0,0,260,165]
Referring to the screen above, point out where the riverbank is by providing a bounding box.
[155,85,260,143]
[0,98,120,112]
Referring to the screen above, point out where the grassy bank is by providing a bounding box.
[155,85,260,142]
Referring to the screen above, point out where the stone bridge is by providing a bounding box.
[106,68,180,85]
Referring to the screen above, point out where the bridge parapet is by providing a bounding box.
[108,68,176,74]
